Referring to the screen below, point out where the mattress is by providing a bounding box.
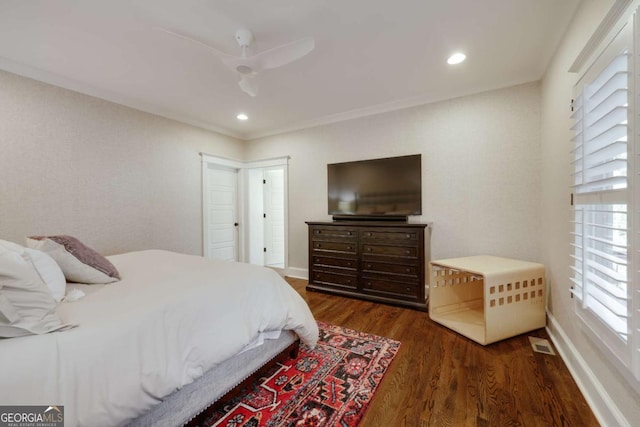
[0,250,318,427]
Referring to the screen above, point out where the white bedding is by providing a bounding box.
[0,250,318,427]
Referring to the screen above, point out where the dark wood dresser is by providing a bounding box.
[306,221,430,311]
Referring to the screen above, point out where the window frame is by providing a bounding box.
[570,16,640,386]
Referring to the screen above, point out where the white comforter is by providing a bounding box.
[0,250,318,427]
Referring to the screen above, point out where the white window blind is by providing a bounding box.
[571,53,629,194]
[570,21,636,374]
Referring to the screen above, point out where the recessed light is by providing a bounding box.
[447,52,466,65]
[237,113,248,121]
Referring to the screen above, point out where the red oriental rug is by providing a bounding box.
[202,321,400,427]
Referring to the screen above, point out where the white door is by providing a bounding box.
[204,164,239,261]
[264,168,285,267]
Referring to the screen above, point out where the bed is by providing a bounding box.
[0,248,319,427]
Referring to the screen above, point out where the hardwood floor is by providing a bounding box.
[286,277,599,427]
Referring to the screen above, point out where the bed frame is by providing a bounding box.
[127,331,300,427]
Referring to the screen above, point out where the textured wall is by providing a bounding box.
[0,70,244,255]
[245,82,542,271]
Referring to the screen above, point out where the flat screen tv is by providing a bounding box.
[328,154,422,220]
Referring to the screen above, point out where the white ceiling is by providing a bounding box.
[0,0,580,140]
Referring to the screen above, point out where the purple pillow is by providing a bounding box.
[26,235,120,284]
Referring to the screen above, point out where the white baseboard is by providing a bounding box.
[546,313,630,427]
[285,267,308,280]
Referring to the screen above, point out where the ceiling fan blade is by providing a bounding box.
[154,27,233,58]
[238,75,258,97]
[252,37,315,70]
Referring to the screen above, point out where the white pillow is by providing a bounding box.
[0,247,70,338]
[0,239,26,253]
[0,239,66,302]
[26,236,120,284]
[24,249,66,302]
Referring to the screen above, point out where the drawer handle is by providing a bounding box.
[348,231,352,236]
[367,264,372,269]
[405,250,410,255]
[406,267,411,273]
[316,243,321,248]
[347,262,352,267]
[347,246,352,250]
[347,279,351,284]
[367,232,372,237]
[367,247,372,252]
[406,287,411,291]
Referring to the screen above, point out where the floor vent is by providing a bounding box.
[529,336,556,355]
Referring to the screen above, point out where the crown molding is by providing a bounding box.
[0,56,244,141]
[243,93,455,141]
[569,0,636,73]
[244,77,534,141]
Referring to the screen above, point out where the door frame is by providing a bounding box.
[201,153,289,272]
[262,166,286,268]
[201,154,245,261]
[245,158,289,274]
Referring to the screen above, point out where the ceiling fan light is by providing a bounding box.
[236,65,253,75]
[237,113,248,121]
[447,52,466,65]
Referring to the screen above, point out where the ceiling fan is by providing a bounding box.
[158,27,315,97]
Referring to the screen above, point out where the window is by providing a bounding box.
[570,21,638,380]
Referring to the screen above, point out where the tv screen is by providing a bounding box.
[328,154,422,219]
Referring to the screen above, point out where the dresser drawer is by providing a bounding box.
[362,261,419,277]
[311,226,357,241]
[362,277,418,298]
[362,244,417,258]
[312,240,357,254]
[360,229,420,242]
[311,270,358,290]
[312,255,357,271]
